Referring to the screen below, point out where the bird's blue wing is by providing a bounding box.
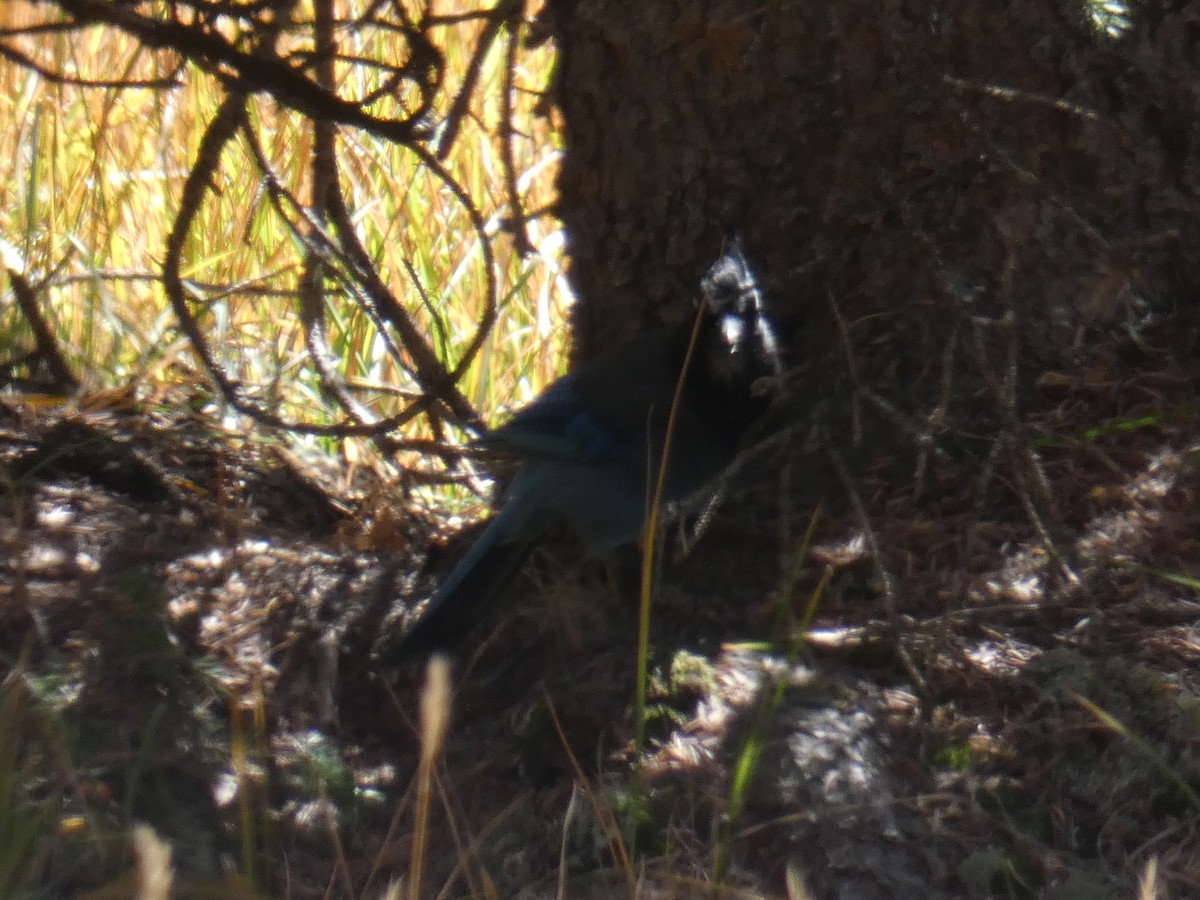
[480,375,636,464]
[395,241,784,659]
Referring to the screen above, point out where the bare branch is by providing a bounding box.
[3,269,80,393]
[0,38,182,88]
[40,0,437,143]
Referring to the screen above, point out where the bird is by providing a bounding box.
[396,239,783,656]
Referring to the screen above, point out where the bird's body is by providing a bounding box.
[397,241,782,655]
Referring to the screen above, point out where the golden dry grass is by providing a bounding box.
[0,0,568,453]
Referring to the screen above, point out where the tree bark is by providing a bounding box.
[545,0,1132,386]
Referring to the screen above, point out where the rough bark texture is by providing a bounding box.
[546,0,1200,428]
[543,6,1200,895]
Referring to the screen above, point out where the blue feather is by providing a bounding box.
[395,241,781,656]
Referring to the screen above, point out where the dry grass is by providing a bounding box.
[4,344,1200,897]
[6,4,1200,900]
[0,2,572,895]
[0,0,569,455]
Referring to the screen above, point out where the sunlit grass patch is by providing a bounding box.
[0,0,569,467]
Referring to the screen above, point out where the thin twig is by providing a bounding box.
[6,267,80,393]
[826,443,930,698]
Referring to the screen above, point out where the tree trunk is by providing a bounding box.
[544,0,1151,395]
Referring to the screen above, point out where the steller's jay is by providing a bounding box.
[397,240,782,656]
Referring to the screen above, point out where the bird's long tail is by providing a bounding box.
[390,509,537,658]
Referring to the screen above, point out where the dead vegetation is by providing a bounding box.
[2,1,1200,898]
[2,296,1199,898]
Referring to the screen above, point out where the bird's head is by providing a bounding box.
[697,238,782,388]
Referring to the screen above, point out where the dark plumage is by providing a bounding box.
[397,240,782,655]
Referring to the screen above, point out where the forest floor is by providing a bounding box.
[2,316,1200,900]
